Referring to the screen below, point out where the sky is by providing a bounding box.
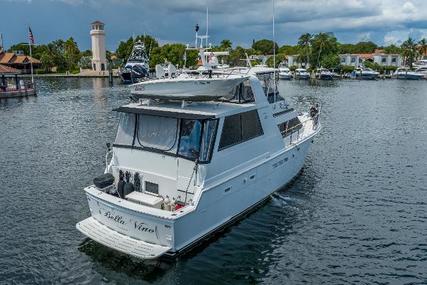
[1,0,427,51]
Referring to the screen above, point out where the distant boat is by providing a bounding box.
[414,66,427,79]
[315,68,335,80]
[413,59,427,69]
[119,40,150,84]
[278,64,292,80]
[294,68,310,80]
[351,67,379,80]
[393,67,424,80]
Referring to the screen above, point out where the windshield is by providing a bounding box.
[114,113,218,162]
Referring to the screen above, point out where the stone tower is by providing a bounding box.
[90,21,106,72]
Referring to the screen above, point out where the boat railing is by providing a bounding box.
[282,109,321,145]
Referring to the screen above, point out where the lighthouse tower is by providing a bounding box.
[90,21,106,72]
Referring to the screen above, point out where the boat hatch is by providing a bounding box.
[76,217,171,259]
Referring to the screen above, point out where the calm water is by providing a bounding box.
[0,78,426,284]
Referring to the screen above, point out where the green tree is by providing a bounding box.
[116,37,134,62]
[252,39,278,55]
[64,37,81,73]
[401,37,419,68]
[278,45,299,55]
[418,38,427,58]
[297,33,312,67]
[320,54,340,69]
[384,44,401,54]
[228,46,247,67]
[310,33,339,68]
[220,39,232,50]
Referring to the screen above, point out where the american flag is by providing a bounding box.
[28,27,35,45]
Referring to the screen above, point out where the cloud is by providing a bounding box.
[1,0,427,49]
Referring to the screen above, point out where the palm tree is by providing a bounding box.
[297,33,312,67]
[401,37,419,68]
[418,38,427,59]
[220,39,232,50]
[311,33,339,68]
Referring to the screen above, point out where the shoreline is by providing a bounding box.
[21,73,120,78]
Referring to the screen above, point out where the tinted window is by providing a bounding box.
[219,114,241,149]
[242,110,263,140]
[219,110,263,150]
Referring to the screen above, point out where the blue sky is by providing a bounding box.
[1,0,427,51]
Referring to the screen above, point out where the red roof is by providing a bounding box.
[354,53,374,60]
[0,64,20,74]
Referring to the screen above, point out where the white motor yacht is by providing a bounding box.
[316,68,335,80]
[76,65,321,259]
[351,67,379,80]
[294,68,310,80]
[394,67,424,80]
[278,66,292,80]
[413,59,427,69]
[414,66,427,79]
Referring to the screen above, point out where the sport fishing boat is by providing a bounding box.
[351,67,379,80]
[393,67,424,80]
[119,40,150,84]
[294,68,310,80]
[76,64,321,259]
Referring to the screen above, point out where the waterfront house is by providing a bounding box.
[0,51,41,74]
[340,51,402,67]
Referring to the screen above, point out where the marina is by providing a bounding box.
[0,77,426,283]
[1,0,427,283]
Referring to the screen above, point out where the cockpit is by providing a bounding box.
[113,110,218,163]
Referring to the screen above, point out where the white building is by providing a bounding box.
[287,55,309,68]
[340,52,402,67]
[373,54,402,67]
[90,20,107,72]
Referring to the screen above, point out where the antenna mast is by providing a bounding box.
[272,0,277,101]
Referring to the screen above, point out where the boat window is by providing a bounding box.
[229,81,254,103]
[242,110,263,140]
[219,113,241,149]
[199,120,218,162]
[219,110,263,150]
[136,114,179,153]
[114,113,217,162]
[115,113,136,146]
[178,119,202,160]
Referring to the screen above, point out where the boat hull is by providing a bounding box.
[279,73,292,80]
[295,75,310,80]
[353,73,378,80]
[119,68,149,84]
[396,74,424,80]
[77,132,317,259]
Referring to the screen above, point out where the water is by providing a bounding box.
[0,78,426,284]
